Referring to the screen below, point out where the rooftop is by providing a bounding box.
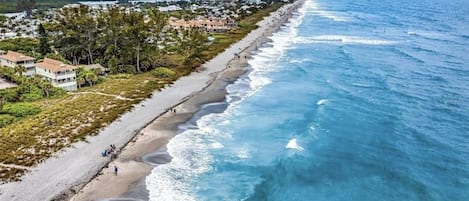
[0,50,35,62]
[36,58,77,72]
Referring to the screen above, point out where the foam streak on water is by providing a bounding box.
[147,0,469,200]
[145,6,307,201]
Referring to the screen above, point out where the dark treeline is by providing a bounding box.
[43,5,207,74]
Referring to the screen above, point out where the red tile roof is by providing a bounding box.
[36,58,77,72]
[0,50,35,62]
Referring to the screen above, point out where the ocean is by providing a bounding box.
[146,0,469,200]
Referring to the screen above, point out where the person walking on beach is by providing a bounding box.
[114,165,118,175]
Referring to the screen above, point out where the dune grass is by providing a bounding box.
[0,72,173,182]
[0,3,285,182]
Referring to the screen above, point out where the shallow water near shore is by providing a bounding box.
[146,0,469,200]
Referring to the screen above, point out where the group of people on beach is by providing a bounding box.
[101,144,117,158]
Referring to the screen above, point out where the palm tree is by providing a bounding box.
[39,79,53,97]
[85,72,97,86]
[77,77,85,88]
[15,65,26,76]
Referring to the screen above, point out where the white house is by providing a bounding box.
[0,50,36,76]
[35,58,78,91]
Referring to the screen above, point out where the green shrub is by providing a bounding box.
[0,38,38,53]
[0,88,20,102]
[1,102,41,117]
[0,114,15,127]
[51,87,66,97]
[152,67,176,78]
[110,65,136,74]
[20,92,43,102]
[20,87,44,102]
[108,73,130,79]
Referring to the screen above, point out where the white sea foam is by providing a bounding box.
[311,10,351,22]
[146,114,222,201]
[294,35,397,45]
[242,3,307,100]
[286,138,304,151]
[317,99,328,105]
[290,58,311,64]
[147,2,309,200]
[209,141,224,149]
[303,0,351,22]
[351,83,374,88]
[236,147,251,159]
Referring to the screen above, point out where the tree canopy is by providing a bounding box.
[45,5,206,74]
[16,0,36,18]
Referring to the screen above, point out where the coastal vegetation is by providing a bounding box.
[0,38,38,56]
[0,0,77,13]
[0,1,287,183]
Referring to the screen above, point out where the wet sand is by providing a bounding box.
[71,57,251,201]
[71,2,305,200]
[0,1,304,201]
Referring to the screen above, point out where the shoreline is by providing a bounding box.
[71,1,305,200]
[0,1,304,201]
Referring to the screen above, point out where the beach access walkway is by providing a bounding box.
[0,77,16,90]
[0,1,303,200]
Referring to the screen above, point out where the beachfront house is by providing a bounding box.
[35,58,78,91]
[0,50,36,76]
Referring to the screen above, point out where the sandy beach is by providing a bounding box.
[0,1,304,201]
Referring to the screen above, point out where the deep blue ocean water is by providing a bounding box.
[146,0,469,200]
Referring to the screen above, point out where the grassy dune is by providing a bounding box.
[0,3,283,183]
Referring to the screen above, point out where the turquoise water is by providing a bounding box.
[146,0,469,200]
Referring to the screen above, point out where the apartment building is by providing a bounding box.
[35,58,78,91]
[0,50,36,76]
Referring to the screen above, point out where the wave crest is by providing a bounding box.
[286,138,304,151]
[295,35,397,45]
[317,99,328,105]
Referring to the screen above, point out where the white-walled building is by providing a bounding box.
[0,50,36,76]
[35,58,78,91]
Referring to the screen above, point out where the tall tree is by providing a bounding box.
[17,0,36,19]
[77,6,98,65]
[52,5,97,65]
[97,7,124,63]
[38,23,51,56]
[123,11,149,73]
